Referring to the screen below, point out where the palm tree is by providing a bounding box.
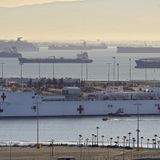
[91,134,95,146]
[101,135,104,146]
[96,126,99,146]
[140,137,143,148]
[94,135,97,145]
[110,137,113,146]
[132,138,136,148]
[147,138,150,149]
[126,139,129,147]
[79,134,82,146]
[117,136,120,146]
[154,134,158,148]
[128,132,131,147]
[152,139,155,148]
[123,136,127,147]
[86,138,89,146]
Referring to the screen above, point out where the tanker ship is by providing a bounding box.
[0,87,160,118]
[19,52,92,64]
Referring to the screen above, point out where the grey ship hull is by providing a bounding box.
[117,47,160,53]
[19,57,93,64]
[135,58,160,68]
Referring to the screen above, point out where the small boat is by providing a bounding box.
[102,117,109,121]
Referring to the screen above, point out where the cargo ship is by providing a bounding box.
[18,52,93,64]
[117,46,160,53]
[135,58,160,68]
[0,47,22,58]
[48,42,107,50]
[0,87,160,118]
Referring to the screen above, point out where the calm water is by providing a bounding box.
[0,47,160,80]
[0,48,160,146]
[0,116,159,146]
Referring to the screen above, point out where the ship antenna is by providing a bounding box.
[17,37,23,41]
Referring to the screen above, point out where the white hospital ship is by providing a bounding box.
[0,87,160,118]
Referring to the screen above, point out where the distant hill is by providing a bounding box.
[0,0,159,41]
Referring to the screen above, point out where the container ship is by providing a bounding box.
[19,52,93,64]
[0,87,160,118]
[117,46,160,53]
[0,47,22,58]
[135,58,160,68]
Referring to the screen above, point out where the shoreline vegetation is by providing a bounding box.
[2,77,160,93]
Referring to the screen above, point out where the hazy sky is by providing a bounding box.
[0,0,78,7]
[0,0,160,41]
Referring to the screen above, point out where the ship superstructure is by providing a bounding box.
[0,47,22,58]
[0,37,39,52]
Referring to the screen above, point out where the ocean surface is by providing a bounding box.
[0,47,160,81]
[0,47,160,146]
[0,116,159,147]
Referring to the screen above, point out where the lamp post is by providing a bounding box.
[122,136,126,160]
[112,57,116,81]
[20,63,23,87]
[78,134,83,160]
[128,132,131,147]
[1,62,4,79]
[91,134,94,146]
[51,139,54,157]
[134,103,142,151]
[145,59,147,81]
[81,63,83,81]
[96,126,99,146]
[38,63,41,79]
[33,95,42,149]
[9,141,12,160]
[107,63,111,82]
[86,63,88,81]
[117,63,119,81]
[129,58,131,81]
[36,102,40,149]
[49,56,55,79]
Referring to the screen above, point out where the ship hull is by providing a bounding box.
[117,47,160,53]
[18,58,93,64]
[135,59,160,68]
[0,91,160,118]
